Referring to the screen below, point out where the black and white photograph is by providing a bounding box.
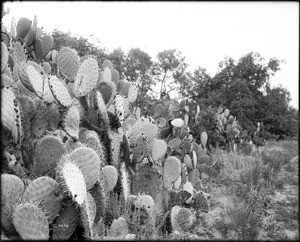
[1,1,299,240]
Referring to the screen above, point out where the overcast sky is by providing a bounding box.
[2,1,299,108]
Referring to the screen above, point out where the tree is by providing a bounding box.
[51,29,106,59]
[153,49,188,99]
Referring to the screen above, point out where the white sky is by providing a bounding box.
[2,1,299,108]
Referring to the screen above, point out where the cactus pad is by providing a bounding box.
[12,202,49,240]
[41,34,53,57]
[200,131,208,148]
[49,75,73,107]
[51,200,80,240]
[1,87,22,144]
[163,156,181,188]
[56,156,87,205]
[69,147,101,190]
[100,165,118,193]
[16,17,31,39]
[1,174,25,233]
[57,47,79,81]
[74,57,99,97]
[33,38,44,62]
[32,135,66,177]
[151,138,167,161]
[102,66,111,83]
[64,105,80,140]
[79,130,106,163]
[1,42,9,73]
[21,176,63,223]
[97,81,116,108]
[26,65,44,97]
[126,117,158,147]
[109,217,128,238]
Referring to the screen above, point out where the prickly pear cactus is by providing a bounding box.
[100,165,118,193]
[21,176,63,223]
[57,47,79,81]
[12,202,49,240]
[56,156,87,205]
[1,174,25,234]
[68,147,101,190]
[32,134,66,177]
[73,57,99,97]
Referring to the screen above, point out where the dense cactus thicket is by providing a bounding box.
[0,15,221,240]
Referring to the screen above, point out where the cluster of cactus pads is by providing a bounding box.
[1,15,215,240]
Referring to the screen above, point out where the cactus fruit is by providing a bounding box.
[64,105,80,140]
[21,176,63,223]
[32,135,66,177]
[41,34,53,57]
[57,47,79,81]
[127,84,138,103]
[56,156,87,205]
[163,156,181,189]
[16,17,31,39]
[151,138,167,162]
[33,38,44,62]
[69,147,101,190]
[126,117,158,147]
[1,87,23,144]
[48,75,73,107]
[74,57,99,97]
[1,42,9,73]
[109,217,129,238]
[51,200,80,240]
[1,174,25,233]
[100,165,118,193]
[12,203,49,240]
